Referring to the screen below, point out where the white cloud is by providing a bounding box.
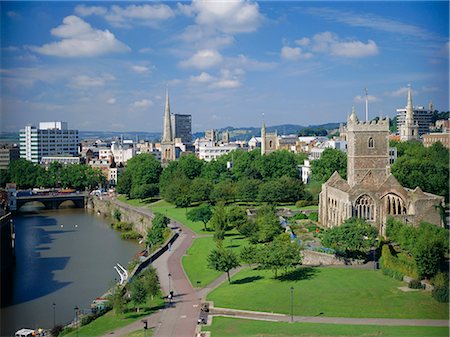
[107,97,117,104]
[29,16,130,57]
[306,7,434,41]
[105,4,175,27]
[293,31,378,58]
[180,49,223,69]
[69,73,115,88]
[139,47,153,54]
[232,54,277,70]
[190,72,215,83]
[179,25,235,50]
[330,40,378,58]
[74,5,107,17]
[132,65,151,74]
[131,99,153,109]
[390,86,418,97]
[183,0,263,34]
[212,69,242,88]
[353,95,380,103]
[295,37,310,46]
[281,46,313,60]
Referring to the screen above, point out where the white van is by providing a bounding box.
[15,329,35,337]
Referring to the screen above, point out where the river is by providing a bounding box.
[0,204,141,336]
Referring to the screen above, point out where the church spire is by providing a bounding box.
[406,84,414,123]
[162,88,173,143]
[261,113,266,156]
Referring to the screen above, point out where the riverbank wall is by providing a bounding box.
[86,197,153,236]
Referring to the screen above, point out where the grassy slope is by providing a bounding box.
[207,267,448,319]
[202,316,449,337]
[62,298,163,337]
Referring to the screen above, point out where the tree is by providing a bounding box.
[7,158,43,188]
[161,174,191,204]
[226,206,248,230]
[130,277,147,312]
[258,176,305,203]
[255,204,282,243]
[257,150,300,180]
[112,286,126,315]
[146,213,170,248]
[130,183,159,200]
[176,154,204,179]
[236,178,260,202]
[210,202,228,241]
[116,170,132,196]
[311,148,347,182]
[189,177,213,202]
[175,193,192,210]
[240,244,263,266]
[391,142,449,200]
[259,234,302,277]
[210,180,236,203]
[207,247,240,283]
[142,266,160,300]
[321,218,377,258]
[187,204,213,231]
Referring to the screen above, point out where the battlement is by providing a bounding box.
[347,114,389,132]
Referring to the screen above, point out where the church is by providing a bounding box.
[319,91,444,235]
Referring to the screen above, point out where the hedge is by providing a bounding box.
[380,244,419,280]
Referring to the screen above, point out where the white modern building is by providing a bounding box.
[197,143,240,162]
[19,122,79,163]
[111,141,135,165]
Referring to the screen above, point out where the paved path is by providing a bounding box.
[209,307,449,327]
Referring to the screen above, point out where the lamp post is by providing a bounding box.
[142,319,148,337]
[52,302,56,328]
[168,273,172,293]
[290,286,294,323]
[74,306,79,337]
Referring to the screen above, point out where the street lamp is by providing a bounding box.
[142,319,148,337]
[290,287,294,323]
[168,273,172,293]
[52,302,56,328]
[74,306,79,337]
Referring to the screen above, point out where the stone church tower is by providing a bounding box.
[347,107,390,187]
[399,85,419,142]
[161,89,176,165]
[261,114,278,155]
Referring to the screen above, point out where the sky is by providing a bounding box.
[1,1,449,133]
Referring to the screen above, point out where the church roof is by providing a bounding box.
[325,171,350,192]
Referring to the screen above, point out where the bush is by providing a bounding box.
[291,213,308,220]
[121,231,142,240]
[113,222,133,231]
[431,272,449,288]
[408,279,424,289]
[308,212,318,221]
[380,245,418,279]
[50,325,64,337]
[296,200,313,208]
[432,287,449,303]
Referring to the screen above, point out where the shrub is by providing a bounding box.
[432,287,449,303]
[113,209,122,222]
[50,325,64,337]
[380,244,418,279]
[121,231,142,240]
[292,213,308,220]
[431,272,449,288]
[113,222,133,231]
[408,279,424,289]
[308,212,318,221]
[296,200,312,208]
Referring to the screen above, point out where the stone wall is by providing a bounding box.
[301,250,364,266]
[86,197,153,236]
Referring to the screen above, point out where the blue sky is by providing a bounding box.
[1,1,449,133]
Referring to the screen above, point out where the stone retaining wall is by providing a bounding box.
[86,196,153,236]
[301,250,365,266]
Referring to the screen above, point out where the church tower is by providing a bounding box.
[346,107,390,187]
[399,85,419,142]
[161,89,176,165]
[260,113,278,155]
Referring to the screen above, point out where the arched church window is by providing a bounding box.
[269,140,273,148]
[368,137,374,148]
[353,194,375,221]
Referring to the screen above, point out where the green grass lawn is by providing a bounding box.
[149,200,207,234]
[61,297,164,337]
[202,316,449,337]
[123,329,153,337]
[279,204,319,211]
[207,267,448,319]
[183,230,249,287]
[117,195,157,207]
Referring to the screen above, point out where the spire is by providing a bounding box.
[162,87,173,143]
[349,106,358,123]
[406,84,414,123]
[365,88,369,122]
[261,113,266,156]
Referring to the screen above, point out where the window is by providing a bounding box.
[368,137,374,148]
[353,194,375,221]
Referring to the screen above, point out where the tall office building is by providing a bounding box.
[19,122,79,163]
[171,114,192,144]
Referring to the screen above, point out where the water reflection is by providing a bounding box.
[1,203,140,335]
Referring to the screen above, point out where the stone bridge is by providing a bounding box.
[15,192,87,210]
